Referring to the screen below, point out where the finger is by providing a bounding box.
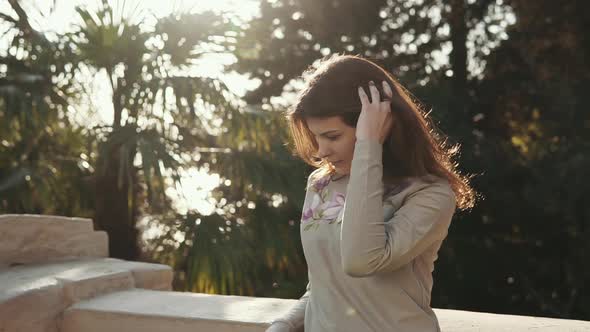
[379,101,391,113]
[382,80,394,99]
[368,81,380,104]
[383,115,394,141]
[375,113,394,144]
[385,112,394,129]
[358,86,370,106]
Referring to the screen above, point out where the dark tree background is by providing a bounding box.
[1,0,589,320]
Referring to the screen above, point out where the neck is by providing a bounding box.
[331,172,349,182]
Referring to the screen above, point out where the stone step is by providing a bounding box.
[0,258,172,332]
[61,289,590,332]
[0,214,107,265]
[61,289,298,332]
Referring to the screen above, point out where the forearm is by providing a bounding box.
[269,287,309,332]
[340,139,388,276]
[340,139,457,277]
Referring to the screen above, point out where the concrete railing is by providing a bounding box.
[1,214,589,332]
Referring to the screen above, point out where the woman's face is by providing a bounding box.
[306,116,357,176]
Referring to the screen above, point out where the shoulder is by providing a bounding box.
[386,174,456,213]
[307,167,324,181]
[306,167,330,190]
[410,175,456,213]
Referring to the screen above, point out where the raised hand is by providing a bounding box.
[355,80,395,144]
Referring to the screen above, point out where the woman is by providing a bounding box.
[266,54,475,332]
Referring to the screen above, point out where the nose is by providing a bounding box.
[316,141,332,159]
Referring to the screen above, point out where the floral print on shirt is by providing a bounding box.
[301,173,414,232]
[301,175,345,231]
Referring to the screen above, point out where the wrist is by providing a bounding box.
[269,320,294,331]
[355,136,380,143]
[352,139,384,164]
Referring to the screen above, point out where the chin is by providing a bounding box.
[330,162,350,176]
[334,167,350,176]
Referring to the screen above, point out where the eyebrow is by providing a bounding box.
[313,130,340,137]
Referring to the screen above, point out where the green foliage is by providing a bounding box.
[231,0,590,320]
[1,0,310,297]
[0,2,94,216]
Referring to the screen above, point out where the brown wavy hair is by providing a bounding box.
[287,54,475,210]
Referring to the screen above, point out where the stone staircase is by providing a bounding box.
[1,214,589,332]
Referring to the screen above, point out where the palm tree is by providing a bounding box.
[2,0,309,297]
[69,0,309,295]
[0,0,94,217]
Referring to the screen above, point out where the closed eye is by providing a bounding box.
[326,135,340,141]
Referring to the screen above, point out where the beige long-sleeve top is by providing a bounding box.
[272,139,456,332]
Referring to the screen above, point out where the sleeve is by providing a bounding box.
[268,276,310,332]
[340,139,456,277]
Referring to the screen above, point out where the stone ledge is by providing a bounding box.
[0,214,93,233]
[62,289,296,332]
[0,258,173,332]
[61,289,590,332]
[435,308,590,331]
[0,214,107,265]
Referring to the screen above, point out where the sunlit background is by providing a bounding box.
[2,0,589,319]
[0,0,262,216]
